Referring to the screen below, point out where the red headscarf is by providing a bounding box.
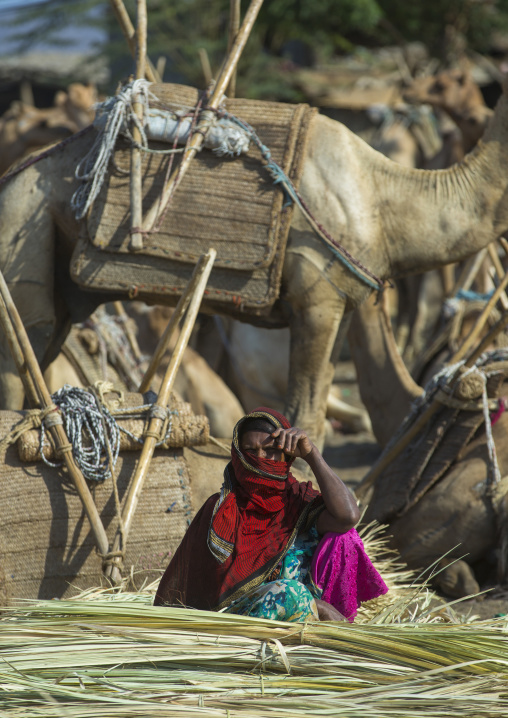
[154,408,323,610]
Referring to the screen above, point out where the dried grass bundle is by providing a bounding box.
[1,525,506,717]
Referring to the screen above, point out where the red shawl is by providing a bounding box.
[154,408,323,610]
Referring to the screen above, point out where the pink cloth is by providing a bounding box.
[310,528,389,622]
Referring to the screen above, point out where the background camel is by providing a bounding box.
[2,79,508,449]
[404,67,493,153]
[0,83,97,176]
[43,304,244,439]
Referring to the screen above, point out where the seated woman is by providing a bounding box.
[154,407,388,622]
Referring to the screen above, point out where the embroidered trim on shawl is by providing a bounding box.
[207,464,235,563]
[215,496,324,610]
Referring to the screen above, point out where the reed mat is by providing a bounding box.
[2,530,508,717]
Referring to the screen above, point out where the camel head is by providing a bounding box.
[403,67,486,115]
[54,83,97,132]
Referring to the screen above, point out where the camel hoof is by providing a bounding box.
[434,558,480,598]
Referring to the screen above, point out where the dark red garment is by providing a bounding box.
[154,408,323,610]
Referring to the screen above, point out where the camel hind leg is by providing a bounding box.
[0,165,56,409]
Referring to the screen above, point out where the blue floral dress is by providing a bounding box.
[224,525,322,622]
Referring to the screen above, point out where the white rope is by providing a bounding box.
[70,79,250,221]
[71,79,152,220]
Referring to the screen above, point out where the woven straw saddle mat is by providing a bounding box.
[0,411,194,603]
[71,83,316,315]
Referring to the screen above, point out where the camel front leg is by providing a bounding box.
[284,297,346,453]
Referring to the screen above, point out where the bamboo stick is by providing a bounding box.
[488,243,505,281]
[357,271,508,500]
[0,292,38,403]
[105,249,217,582]
[0,271,110,559]
[142,0,265,233]
[227,0,242,98]
[138,255,215,393]
[488,266,508,310]
[198,48,213,86]
[499,237,508,257]
[113,301,143,363]
[441,263,456,297]
[108,0,160,82]
[128,0,147,252]
[452,269,508,362]
[449,248,489,297]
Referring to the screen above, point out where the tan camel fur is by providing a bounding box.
[2,80,508,449]
[0,83,96,176]
[404,68,493,153]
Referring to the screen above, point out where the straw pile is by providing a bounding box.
[2,528,507,717]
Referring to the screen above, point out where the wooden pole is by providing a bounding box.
[451,269,508,362]
[142,0,265,233]
[0,293,38,403]
[113,301,144,363]
[0,271,110,559]
[449,247,489,298]
[108,0,160,82]
[129,0,147,252]
[356,274,508,500]
[227,0,242,98]
[138,254,216,393]
[105,249,217,582]
[198,48,213,86]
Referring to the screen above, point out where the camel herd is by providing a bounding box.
[0,66,507,600]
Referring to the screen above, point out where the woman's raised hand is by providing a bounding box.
[270,427,316,459]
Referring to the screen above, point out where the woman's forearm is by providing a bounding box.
[305,446,360,533]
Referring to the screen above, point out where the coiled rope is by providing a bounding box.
[40,385,121,481]
[37,385,175,480]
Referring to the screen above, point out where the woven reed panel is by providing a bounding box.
[71,84,316,314]
[0,409,194,603]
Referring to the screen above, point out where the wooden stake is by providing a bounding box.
[113,301,143,363]
[129,0,148,252]
[488,267,508,310]
[227,0,242,98]
[0,270,110,560]
[452,269,508,362]
[0,293,38,403]
[142,0,265,233]
[108,0,160,82]
[138,255,216,393]
[105,249,217,583]
[449,247,489,297]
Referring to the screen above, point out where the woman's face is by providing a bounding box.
[240,430,285,462]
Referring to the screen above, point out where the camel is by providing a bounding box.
[376,409,508,598]
[404,67,493,153]
[0,83,97,176]
[211,318,371,434]
[2,79,508,450]
[42,304,244,439]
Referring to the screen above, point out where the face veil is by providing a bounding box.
[154,407,324,610]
